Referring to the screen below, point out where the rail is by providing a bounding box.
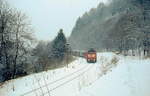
[20,64,91,96]
[40,64,93,96]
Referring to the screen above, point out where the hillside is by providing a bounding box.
[69,0,150,51]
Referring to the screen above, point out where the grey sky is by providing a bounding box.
[8,0,108,41]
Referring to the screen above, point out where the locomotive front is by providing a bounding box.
[85,48,97,63]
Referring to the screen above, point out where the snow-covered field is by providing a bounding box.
[78,54,150,96]
[0,52,150,96]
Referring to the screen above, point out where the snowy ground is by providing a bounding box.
[78,54,150,96]
[0,52,150,96]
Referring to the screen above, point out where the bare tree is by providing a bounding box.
[0,0,34,81]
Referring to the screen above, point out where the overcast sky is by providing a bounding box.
[8,0,108,41]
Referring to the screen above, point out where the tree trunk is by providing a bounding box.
[13,24,19,79]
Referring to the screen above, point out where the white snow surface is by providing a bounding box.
[0,52,150,96]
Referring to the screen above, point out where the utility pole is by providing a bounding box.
[66,43,70,68]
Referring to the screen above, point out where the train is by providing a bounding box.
[72,48,97,63]
[84,48,97,63]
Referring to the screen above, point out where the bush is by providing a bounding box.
[111,56,119,65]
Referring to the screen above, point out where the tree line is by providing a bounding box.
[0,0,35,81]
[69,0,150,56]
[0,0,73,82]
[32,29,73,73]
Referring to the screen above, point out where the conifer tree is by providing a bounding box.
[50,29,67,61]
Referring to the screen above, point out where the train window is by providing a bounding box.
[91,54,96,58]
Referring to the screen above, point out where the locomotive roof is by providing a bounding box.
[88,48,96,52]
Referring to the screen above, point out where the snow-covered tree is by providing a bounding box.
[49,29,67,62]
[0,0,34,81]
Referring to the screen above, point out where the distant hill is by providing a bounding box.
[69,0,150,51]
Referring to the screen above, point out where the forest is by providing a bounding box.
[69,0,150,56]
[0,0,72,82]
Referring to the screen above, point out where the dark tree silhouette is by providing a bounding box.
[49,29,67,62]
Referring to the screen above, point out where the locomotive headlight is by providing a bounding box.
[88,54,91,57]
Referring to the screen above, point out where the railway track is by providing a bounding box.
[20,64,93,96]
[40,64,94,96]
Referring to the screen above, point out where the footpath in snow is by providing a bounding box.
[0,52,150,96]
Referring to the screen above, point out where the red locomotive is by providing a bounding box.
[84,48,97,63]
